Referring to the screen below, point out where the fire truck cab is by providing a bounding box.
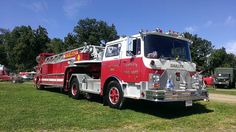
[35,29,208,108]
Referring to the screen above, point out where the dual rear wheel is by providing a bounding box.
[69,78,80,99]
[36,78,44,90]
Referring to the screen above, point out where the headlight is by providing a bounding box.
[192,74,200,89]
[192,74,198,80]
[152,74,160,82]
[149,74,161,89]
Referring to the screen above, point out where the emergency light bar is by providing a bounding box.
[139,28,185,39]
[166,30,180,37]
[155,28,163,33]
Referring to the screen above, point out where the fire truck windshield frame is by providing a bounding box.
[144,34,192,61]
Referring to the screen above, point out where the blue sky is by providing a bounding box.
[1,0,236,54]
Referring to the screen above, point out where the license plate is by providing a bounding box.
[185,100,192,107]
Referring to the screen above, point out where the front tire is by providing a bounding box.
[105,81,125,109]
[69,78,80,99]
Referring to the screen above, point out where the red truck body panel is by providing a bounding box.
[34,49,90,87]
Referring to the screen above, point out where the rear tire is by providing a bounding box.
[69,78,80,99]
[36,84,44,90]
[36,79,44,90]
[105,80,125,109]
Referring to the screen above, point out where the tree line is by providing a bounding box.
[0,18,235,74]
[184,32,236,75]
[0,18,118,72]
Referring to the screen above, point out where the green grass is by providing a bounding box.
[208,87,236,96]
[1,82,236,131]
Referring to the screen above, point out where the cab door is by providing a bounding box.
[101,43,122,81]
[121,38,141,83]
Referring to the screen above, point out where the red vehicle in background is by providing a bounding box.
[19,71,36,80]
[0,64,11,81]
[0,64,24,83]
[203,76,214,87]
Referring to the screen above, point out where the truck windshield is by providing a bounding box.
[144,34,191,61]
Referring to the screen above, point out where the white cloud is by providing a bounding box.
[224,40,236,55]
[21,0,48,13]
[184,26,197,33]
[63,0,89,18]
[224,16,236,26]
[204,20,213,27]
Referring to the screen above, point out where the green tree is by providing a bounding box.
[0,44,7,65]
[73,18,119,46]
[225,53,236,67]
[34,25,50,53]
[3,26,49,72]
[46,38,65,54]
[0,28,10,35]
[4,26,37,71]
[0,28,9,65]
[209,47,236,69]
[184,32,214,71]
[64,33,78,50]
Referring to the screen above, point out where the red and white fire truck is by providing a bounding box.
[34,29,208,108]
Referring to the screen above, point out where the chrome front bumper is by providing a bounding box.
[214,82,229,85]
[145,89,208,102]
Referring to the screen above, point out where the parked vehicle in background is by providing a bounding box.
[203,76,214,87]
[214,68,236,88]
[19,72,28,80]
[0,64,11,81]
[0,64,24,83]
[19,71,36,80]
[11,74,24,83]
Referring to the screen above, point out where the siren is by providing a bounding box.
[155,28,163,33]
[166,29,179,37]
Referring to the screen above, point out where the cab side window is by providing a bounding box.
[133,39,141,55]
[105,44,120,57]
[127,38,141,56]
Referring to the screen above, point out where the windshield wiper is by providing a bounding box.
[160,56,172,60]
[160,56,188,62]
[178,58,187,62]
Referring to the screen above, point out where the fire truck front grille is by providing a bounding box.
[159,69,192,90]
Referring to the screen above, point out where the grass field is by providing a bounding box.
[1,82,236,131]
[208,87,236,96]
